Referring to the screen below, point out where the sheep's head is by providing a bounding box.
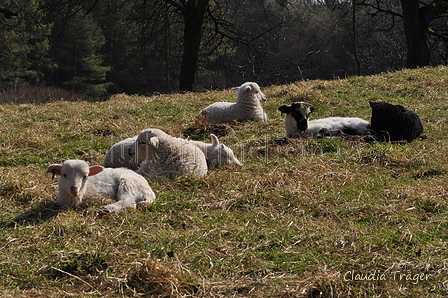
[47,160,104,198]
[209,134,243,168]
[279,102,315,131]
[233,82,267,103]
[130,128,165,159]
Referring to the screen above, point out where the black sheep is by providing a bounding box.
[369,101,423,142]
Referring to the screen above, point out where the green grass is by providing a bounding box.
[0,66,447,297]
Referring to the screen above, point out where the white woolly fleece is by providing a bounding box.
[128,128,208,180]
[104,133,242,170]
[305,117,371,138]
[47,159,155,213]
[199,82,267,123]
[103,136,140,170]
[284,114,371,138]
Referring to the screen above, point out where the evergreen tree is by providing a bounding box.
[48,8,110,98]
[96,0,182,94]
[0,0,52,89]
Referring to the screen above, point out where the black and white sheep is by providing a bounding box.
[279,102,373,138]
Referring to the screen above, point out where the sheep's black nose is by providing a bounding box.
[296,119,308,131]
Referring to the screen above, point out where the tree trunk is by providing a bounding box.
[352,0,361,76]
[400,0,429,68]
[179,0,209,92]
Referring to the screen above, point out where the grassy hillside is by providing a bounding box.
[0,67,447,297]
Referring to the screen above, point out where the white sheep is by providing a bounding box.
[128,128,208,180]
[188,134,243,169]
[47,159,155,213]
[103,136,140,170]
[279,102,374,138]
[198,82,268,123]
[103,134,242,170]
[369,101,423,142]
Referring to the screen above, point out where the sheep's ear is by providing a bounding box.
[243,85,252,93]
[210,134,220,146]
[47,164,62,176]
[278,105,291,114]
[149,137,159,149]
[231,87,240,92]
[89,165,104,176]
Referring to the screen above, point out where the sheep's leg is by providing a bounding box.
[100,177,152,212]
[100,196,151,212]
[100,200,136,213]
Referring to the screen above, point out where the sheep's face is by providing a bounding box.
[233,82,267,103]
[131,129,162,159]
[60,161,90,196]
[251,83,267,103]
[279,102,315,131]
[209,144,243,168]
[220,145,243,167]
[47,160,104,199]
[209,134,243,167]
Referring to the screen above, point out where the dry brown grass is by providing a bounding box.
[0,85,90,104]
[0,66,447,297]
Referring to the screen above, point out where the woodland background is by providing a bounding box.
[1,0,448,99]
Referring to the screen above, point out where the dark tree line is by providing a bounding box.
[1,0,448,99]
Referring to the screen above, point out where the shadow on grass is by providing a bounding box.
[2,200,61,227]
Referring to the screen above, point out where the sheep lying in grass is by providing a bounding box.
[305,117,373,138]
[103,136,140,170]
[47,159,155,213]
[279,102,374,139]
[188,134,243,169]
[198,82,268,123]
[104,134,242,170]
[128,128,208,180]
[369,101,423,142]
[278,102,315,137]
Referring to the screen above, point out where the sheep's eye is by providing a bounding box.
[83,175,87,180]
[62,174,67,177]
[139,141,146,146]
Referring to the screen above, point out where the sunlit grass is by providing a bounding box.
[0,66,447,297]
